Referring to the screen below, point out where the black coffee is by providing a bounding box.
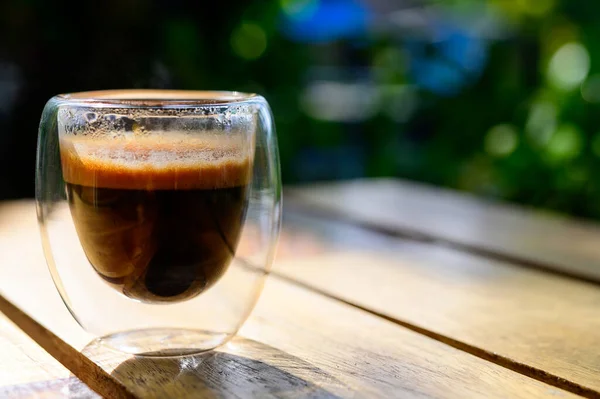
[60,136,251,303]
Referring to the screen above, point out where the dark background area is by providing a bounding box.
[3,0,600,219]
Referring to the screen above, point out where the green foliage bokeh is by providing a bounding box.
[2,0,600,221]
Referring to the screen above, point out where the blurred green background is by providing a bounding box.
[1,0,599,219]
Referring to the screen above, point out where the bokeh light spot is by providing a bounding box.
[382,85,418,123]
[545,124,583,162]
[581,74,600,103]
[280,0,319,21]
[526,100,557,147]
[547,42,590,91]
[515,0,555,16]
[484,124,518,157]
[231,22,267,60]
[301,81,379,122]
[373,47,405,76]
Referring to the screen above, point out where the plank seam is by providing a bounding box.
[285,198,600,287]
[0,294,136,399]
[268,271,597,398]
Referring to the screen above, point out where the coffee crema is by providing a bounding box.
[60,135,252,303]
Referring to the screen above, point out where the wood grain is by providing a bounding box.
[0,202,99,398]
[0,378,97,399]
[0,200,580,398]
[286,179,600,282]
[275,210,600,396]
[0,312,97,399]
[66,277,583,398]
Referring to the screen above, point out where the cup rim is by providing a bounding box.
[56,89,259,107]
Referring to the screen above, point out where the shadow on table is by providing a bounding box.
[82,337,350,398]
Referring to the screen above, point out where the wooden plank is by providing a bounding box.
[0,313,98,399]
[0,378,96,399]
[0,203,98,398]
[75,278,581,399]
[0,200,580,398]
[275,210,600,397]
[286,179,600,282]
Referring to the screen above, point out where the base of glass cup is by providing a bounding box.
[94,328,233,357]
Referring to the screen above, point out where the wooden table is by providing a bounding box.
[1,178,599,398]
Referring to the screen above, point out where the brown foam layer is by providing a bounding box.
[60,135,252,190]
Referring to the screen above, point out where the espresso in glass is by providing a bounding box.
[60,134,251,303]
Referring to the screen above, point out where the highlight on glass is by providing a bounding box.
[36,90,281,356]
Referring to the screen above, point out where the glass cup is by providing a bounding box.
[35,90,281,356]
